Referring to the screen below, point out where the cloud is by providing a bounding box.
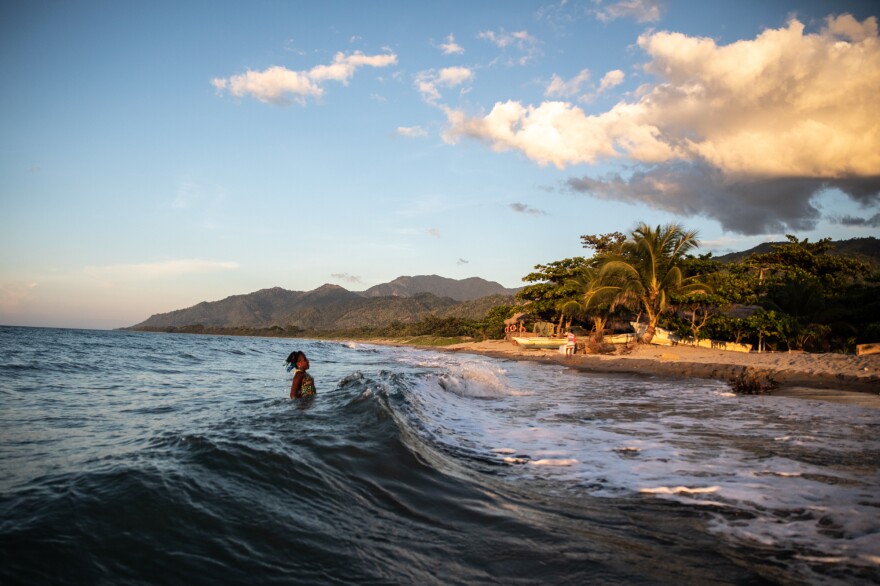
[545,69,591,98]
[564,162,865,234]
[415,66,474,105]
[428,228,441,238]
[84,260,240,281]
[834,212,880,227]
[331,272,363,284]
[594,0,663,23]
[439,34,464,55]
[396,126,428,138]
[545,68,625,102]
[445,15,880,234]
[509,202,547,216]
[444,99,668,167]
[478,28,541,65]
[597,69,625,93]
[457,258,469,265]
[212,50,398,106]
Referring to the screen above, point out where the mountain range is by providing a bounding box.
[715,236,880,268]
[129,275,519,331]
[129,237,878,332]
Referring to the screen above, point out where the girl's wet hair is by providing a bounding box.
[286,351,305,365]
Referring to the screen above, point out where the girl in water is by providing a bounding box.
[285,350,316,399]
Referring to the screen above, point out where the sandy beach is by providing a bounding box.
[434,339,880,408]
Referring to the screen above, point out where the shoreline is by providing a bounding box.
[378,338,880,409]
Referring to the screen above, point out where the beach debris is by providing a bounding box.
[856,343,880,356]
[728,368,778,394]
[586,336,616,354]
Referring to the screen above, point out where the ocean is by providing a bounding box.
[1,326,878,585]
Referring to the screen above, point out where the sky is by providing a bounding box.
[1,0,879,329]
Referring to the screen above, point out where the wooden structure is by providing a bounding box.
[857,343,880,356]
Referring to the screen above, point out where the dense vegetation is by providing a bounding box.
[136,303,518,345]
[141,227,878,353]
[516,226,879,353]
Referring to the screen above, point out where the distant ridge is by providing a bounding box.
[714,236,880,269]
[361,275,519,301]
[128,275,520,331]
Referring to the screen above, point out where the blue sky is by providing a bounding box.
[2,0,879,329]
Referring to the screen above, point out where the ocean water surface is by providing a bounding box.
[1,326,878,585]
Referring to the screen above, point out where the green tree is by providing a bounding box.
[748,235,870,295]
[746,309,796,352]
[478,304,518,339]
[586,223,709,343]
[667,291,720,343]
[517,257,592,322]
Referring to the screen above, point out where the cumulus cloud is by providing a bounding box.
[594,0,663,23]
[84,260,239,280]
[331,272,362,284]
[439,34,464,55]
[396,126,428,138]
[545,68,625,102]
[478,28,541,65]
[212,50,397,106]
[510,202,547,216]
[445,15,880,234]
[598,69,625,93]
[415,66,474,104]
[444,99,678,167]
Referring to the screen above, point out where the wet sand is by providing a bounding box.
[436,339,880,408]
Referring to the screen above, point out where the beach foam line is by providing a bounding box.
[491,448,517,454]
[639,486,720,495]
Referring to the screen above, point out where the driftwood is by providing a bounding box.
[728,368,778,394]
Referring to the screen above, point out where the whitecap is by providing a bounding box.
[639,486,720,495]
[503,457,530,464]
[531,458,577,467]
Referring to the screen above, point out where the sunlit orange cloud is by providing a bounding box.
[443,15,880,234]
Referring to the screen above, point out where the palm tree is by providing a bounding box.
[585,222,709,343]
[559,269,612,335]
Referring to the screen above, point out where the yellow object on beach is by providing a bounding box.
[630,322,752,353]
